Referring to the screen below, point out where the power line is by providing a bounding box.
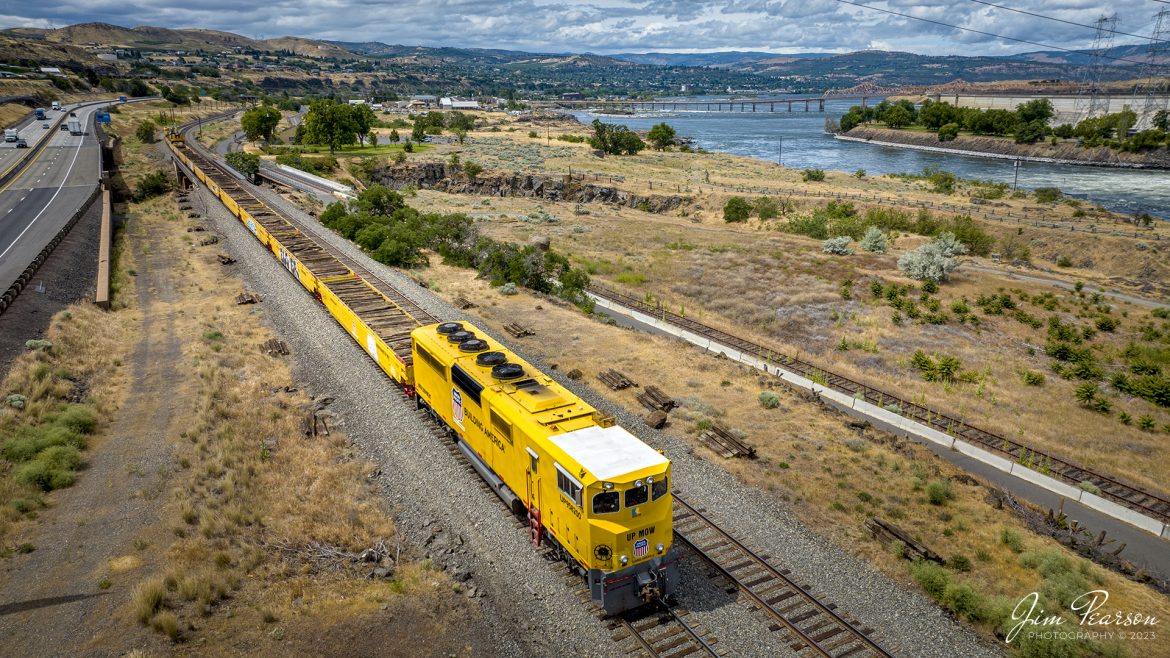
[832,0,1150,66]
[965,0,1156,42]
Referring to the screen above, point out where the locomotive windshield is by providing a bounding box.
[592,491,619,514]
[652,477,669,501]
[624,484,649,507]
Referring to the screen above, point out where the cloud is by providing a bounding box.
[0,0,1160,55]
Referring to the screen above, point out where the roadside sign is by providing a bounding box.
[95,113,111,124]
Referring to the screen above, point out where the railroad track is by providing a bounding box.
[673,495,893,658]
[611,602,721,658]
[590,283,1170,527]
[176,124,440,336]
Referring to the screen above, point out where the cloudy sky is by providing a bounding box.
[1,0,1163,56]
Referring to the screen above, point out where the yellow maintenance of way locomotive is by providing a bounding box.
[413,322,678,613]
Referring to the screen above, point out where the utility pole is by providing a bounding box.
[778,136,783,166]
[1013,159,1021,190]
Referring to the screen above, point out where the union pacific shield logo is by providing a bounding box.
[633,538,648,558]
[451,388,464,429]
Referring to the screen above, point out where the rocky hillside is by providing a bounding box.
[842,126,1170,169]
[373,162,689,212]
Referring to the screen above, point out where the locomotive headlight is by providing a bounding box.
[646,476,654,484]
[620,555,629,565]
[603,482,614,490]
[635,479,643,488]
[656,543,664,554]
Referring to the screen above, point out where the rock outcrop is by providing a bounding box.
[372,163,690,213]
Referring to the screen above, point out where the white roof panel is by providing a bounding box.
[548,425,667,482]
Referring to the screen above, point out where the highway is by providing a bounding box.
[0,105,66,173]
[0,103,104,294]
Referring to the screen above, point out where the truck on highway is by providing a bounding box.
[4,128,17,142]
[51,100,61,110]
[118,95,127,103]
[67,118,82,136]
[34,108,46,120]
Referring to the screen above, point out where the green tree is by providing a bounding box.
[937,123,960,141]
[647,122,676,150]
[225,151,261,181]
[411,120,426,142]
[302,99,358,154]
[723,197,751,223]
[352,104,377,146]
[1014,121,1046,144]
[135,121,157,144]
[389,128,400,143]
[587,119,645,155]
[240,105,281,143]
[1153,109,1170,132]
[1016,98,1054,125]
[882,105,913,128]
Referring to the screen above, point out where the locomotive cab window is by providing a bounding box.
[592,491,619,515]
[555,464,582,508]
[652,477,668,501]
[624,483,648,507]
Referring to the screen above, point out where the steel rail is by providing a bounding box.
[673,495,892,658]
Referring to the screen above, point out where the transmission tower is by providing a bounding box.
[1137,9,1170,124]
[1075,14,1119,119]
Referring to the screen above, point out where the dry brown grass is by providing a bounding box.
[400,182,1170,494]
[418,257,1170,657]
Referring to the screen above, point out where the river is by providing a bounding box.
[572,97,1170,220]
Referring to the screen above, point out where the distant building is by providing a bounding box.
[39,67,62,74]
[96,53,119,62]
[561,92,583,101]
[680,84,689,92]
[410,94,438,107]
[348,99,367,105]
[440,97,479,110]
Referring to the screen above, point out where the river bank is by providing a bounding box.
[839,127,1170,169]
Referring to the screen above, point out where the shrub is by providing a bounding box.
[753,196,779,220]
[153,611,180,640]
[758,391,780,409]
[910,560,949,599]
[1000,527,1024,553]
[800,168,826,182]
[937,123,960,141]
[943,582,983,620]
[897,236,966,282]
[133,577,167,624]
[784,212,829,239]
[133,171,172,202]
[859,226,888,253]
[1021,371,1045,386]
[926,479,954,505]
[499,282,518,295]
[5,394,27,409]
[135,121,157,143]
[1034,187,1062,203]
[948,555,972,572]
[822,236,853,255]
[723,196,751,223]
[25,339,52,351]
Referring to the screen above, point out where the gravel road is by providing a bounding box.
[198,174,1008,658]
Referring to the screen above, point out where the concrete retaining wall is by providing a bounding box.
[589,293,1170,540]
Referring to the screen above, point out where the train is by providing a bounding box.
[165,125,678,614]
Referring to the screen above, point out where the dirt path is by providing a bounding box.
[0,216,188,656]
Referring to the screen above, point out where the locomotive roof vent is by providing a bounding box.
[447,330,476,344]
[436,322,463,335]
[459,339,489,353]
[491,363,526,380]
[476,351,508,367]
